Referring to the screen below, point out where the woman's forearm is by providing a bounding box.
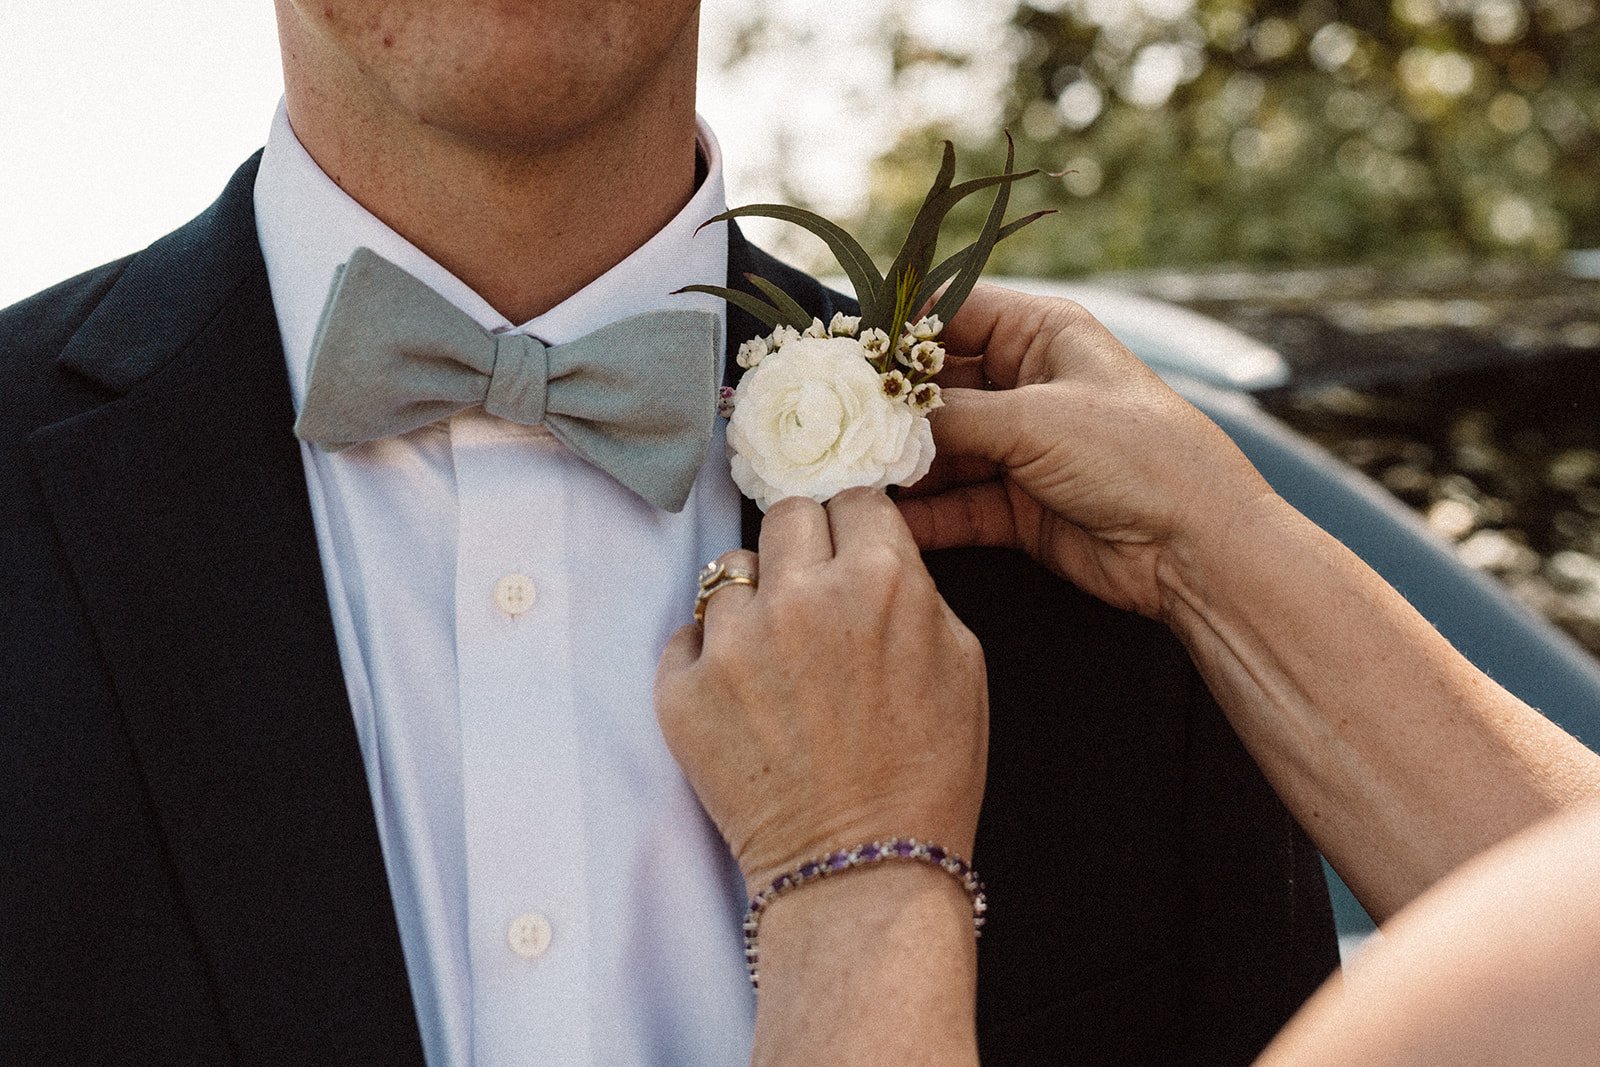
[1255,799,1600,1066]
[1160,492,1600,920]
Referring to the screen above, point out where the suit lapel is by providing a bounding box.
[723,224,856,549]
[28,157,425,1062]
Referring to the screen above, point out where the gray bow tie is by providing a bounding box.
[293,247,722,512]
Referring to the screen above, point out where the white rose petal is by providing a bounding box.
[726,336,937,511]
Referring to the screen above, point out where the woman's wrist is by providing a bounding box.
[738,816,980,901]
[750,861,980,1067]
[1155,486,1293,631]
[756,857,976,940]
[743,837,986,989]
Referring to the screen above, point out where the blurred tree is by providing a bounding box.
[845,0,1600,274]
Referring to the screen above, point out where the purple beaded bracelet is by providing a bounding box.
[742,837,987,990]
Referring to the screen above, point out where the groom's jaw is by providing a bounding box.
[272,0,704,324]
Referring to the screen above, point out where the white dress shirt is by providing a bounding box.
[253,101,754,1066]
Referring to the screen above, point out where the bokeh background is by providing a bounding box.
[715,0,1600,659]
[4,0,1598,656]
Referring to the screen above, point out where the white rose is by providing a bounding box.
[727,336,936,511]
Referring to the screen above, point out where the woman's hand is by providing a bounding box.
[903,287,1600,924]
[655,487,987,1066]
[654,487,988,895]
[899,284,1275,620]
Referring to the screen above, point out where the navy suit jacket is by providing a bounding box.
[0,155,1337,1065]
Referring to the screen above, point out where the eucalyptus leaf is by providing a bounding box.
[673,284,786,329]
[928,167,1042,221]
[931,133,1021,325]
[883,141,958,325]
[896,165,1041,323]
[743,273,815,331]
[703,205,884,326]
[924,210,1057,296]
[707,139,1055,341]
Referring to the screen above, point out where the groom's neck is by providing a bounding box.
[276,10,701,325]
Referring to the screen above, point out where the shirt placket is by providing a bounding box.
[453,418,593,1064]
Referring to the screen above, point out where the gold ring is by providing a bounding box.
[694,558,759,625]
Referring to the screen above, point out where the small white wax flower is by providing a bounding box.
[897,331,917,356]
[911,315,944,341]
[803,317,830,339]
[769,324,801,350]
[860,327,892,358]
[736,336,769,369]
[909,381,944,414]
[828,312,862,337]
[900,340,945,375]
[880,369,912,401]
[727,336,936,511]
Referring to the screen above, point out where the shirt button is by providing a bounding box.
[494,573,537,616]
[507,912,552,959]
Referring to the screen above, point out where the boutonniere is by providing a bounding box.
[681,137,1053,511]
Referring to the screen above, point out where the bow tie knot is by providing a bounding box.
[485,332,551,426]
[293,247,722,512]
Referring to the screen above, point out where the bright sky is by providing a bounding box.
[1,4,270,304]
[0,2,1018,307]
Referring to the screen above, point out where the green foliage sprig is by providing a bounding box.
[679,135,1053,336]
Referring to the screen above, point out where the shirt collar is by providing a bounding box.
[252,100,730,409]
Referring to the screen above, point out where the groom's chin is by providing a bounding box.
[278,0,703,150]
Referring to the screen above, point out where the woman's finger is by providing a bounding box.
[657,621,703,675]
[759,496,834,586]
[825,487,920,564]
[926,387,1031,467]
[942,284,1126,389]
[896,481,1020,553]
[934,351,987,391]
[899,453,1003,499]
[938,284,1054,388]
[697,548,760,630]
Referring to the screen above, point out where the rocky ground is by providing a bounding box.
[1119,261,1600,660]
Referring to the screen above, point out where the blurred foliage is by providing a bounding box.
[850,0,1600,275]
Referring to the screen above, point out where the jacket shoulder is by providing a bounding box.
[0,257,134,422]
[1,153,265,428]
